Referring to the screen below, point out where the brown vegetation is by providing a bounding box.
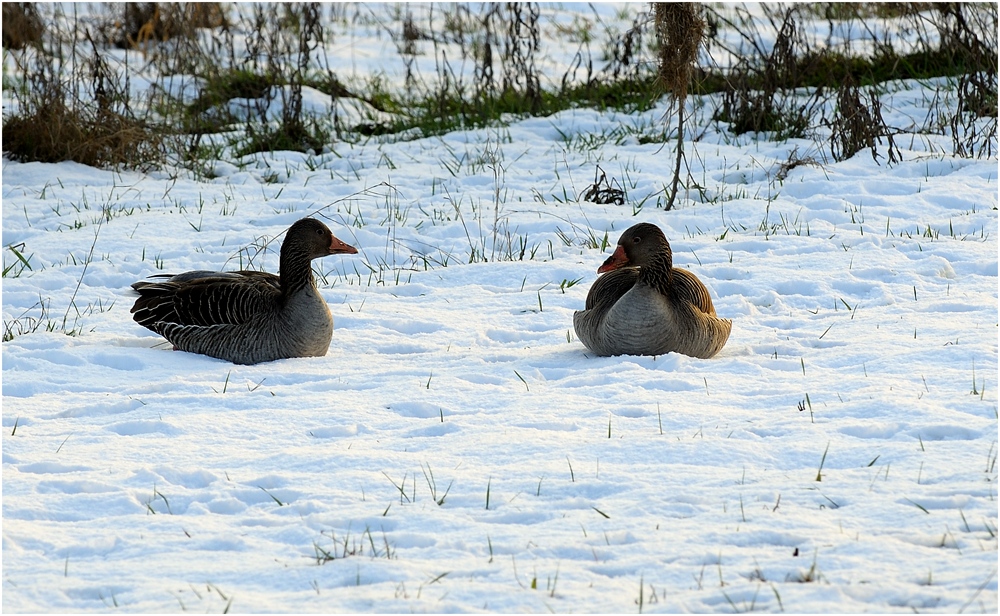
[654,3,706,210]
[1,2,995,175]
[2,3,44,50]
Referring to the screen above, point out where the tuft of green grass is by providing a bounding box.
[382,471,412,504]
[513,370,529,392]
[3,243,33,278]
[313,526,394,564]
[259,486,284,506]
[815,442,830,481]
[559,277,583,293]
[793,550,823,583]
[904,498,930,515]
[144,483,173,515]
[212,370,232,394]
[971,359,982,396]
[420,463,453,506]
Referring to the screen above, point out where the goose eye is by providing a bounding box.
[632,236,641,244]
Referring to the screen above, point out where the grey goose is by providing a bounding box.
[131,217,358,364]
[573,223,731,359]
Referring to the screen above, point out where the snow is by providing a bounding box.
[3,3,998,613]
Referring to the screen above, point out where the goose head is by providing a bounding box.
[598,223,671,273]
[285,217,359,259]
[278,218,358,291]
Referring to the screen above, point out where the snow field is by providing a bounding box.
[2,5,997,611]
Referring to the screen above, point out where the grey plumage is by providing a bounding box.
[131,218,358,365]
[573,223,731,359]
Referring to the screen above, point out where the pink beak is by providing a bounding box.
[597,245,629,273]
[329,235,358,255]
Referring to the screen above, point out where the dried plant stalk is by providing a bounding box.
[654,3,705,210]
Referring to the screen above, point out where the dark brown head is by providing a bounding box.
[284,217,358,260]
[598,223,671,273]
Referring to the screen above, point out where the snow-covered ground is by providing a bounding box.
[3,4,998,613]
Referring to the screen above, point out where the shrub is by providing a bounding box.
[1,3,43,50]
[3,34,163,170]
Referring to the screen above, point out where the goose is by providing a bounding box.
[130,217,358,365]
[573,223,731,359]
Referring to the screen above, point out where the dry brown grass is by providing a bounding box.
[105,3,227,50]
[829,74,900,165]
[3,101,159,169]
[654,3,704,99]
[3,36,163,170]
[653,3,706,210]
[2,3,44,50]
[3,3,992,172]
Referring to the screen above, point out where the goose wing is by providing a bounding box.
[131,271,282,330]
[670,268,717,316]
[584,267,639,311]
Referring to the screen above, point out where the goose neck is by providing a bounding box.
[279,248,316,293]
[640,251,674,294]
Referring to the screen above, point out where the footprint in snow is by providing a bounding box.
[106,420,181,436]
[387,401,449,418]
[89,352,146,371]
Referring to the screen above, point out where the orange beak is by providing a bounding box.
[329,235,359,255]
[597,245,629,273]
